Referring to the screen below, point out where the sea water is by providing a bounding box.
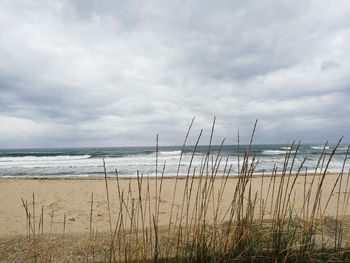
[0,144,349,177]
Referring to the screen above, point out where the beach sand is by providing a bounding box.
[1,173,350,237]
[1,173,350,261]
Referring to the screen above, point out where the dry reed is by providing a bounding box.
[17,119,350,262]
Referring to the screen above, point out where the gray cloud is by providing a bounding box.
[0,0,350,148]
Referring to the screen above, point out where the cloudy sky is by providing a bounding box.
[1,0,350,148]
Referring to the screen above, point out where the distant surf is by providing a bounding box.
[0,155,91,162]
[0,144,348,177]
[311,146,330,150]
[262,150,296,155]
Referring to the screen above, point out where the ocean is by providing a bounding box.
[0,144,349,177]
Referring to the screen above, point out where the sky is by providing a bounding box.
[0,0,350,148]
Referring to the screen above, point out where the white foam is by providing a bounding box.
[159,150,182,155]
[0,155,91,162]
[338,147,349,151]
[280,147,291,150]
[262,150,295,155]
[311,146,330,150]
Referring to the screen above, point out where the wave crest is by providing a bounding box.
[0,155,91,162]
[262,150,295,155]
[311,146,329,150]
[159,150,182,155]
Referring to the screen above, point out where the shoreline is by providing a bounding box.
[0,171,342,180]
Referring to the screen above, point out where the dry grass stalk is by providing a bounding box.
[16,119,350,262]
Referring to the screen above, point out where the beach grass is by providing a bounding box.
[10,119,350,262]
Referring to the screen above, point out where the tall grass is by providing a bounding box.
[19,119,350,262]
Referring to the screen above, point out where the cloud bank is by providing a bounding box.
[1,0,350,147]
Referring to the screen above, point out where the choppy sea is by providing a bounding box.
[0,144,349,177]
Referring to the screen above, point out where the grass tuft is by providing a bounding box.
[15,119,350,262]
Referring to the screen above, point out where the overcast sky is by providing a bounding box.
[0,0,350,148]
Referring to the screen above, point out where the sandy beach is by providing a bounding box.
[2,172,350,262]
[1,173,350,238]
